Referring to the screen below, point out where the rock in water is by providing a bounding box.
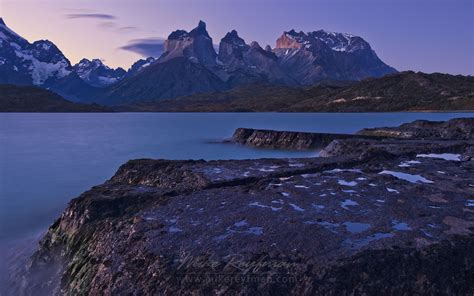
[229,127,361,150]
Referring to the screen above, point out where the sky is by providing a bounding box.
[1,0,473,75]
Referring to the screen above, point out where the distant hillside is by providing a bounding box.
[122,72,474,112]
[0,84,109,112]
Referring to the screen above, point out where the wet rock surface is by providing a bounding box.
[319,138,473,158]
[15,140,474,295]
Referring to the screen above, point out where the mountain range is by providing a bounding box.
[0,18,397,105]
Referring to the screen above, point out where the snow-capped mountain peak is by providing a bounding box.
[274,27,396,83]
[308,30,368,53]
[276,29,370,53]
[0,18,130,89]
[72,58,126,87]
[125,57,156,77]
[0,18,72,85]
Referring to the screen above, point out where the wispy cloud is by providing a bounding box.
[65,11,141,34]
[119,38,165,57]
[119,26,140,33]
[66,13,117,20]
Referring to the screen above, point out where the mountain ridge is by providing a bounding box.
[0,18,400,105]
[0,17,152,98]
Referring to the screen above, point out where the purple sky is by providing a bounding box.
[2,0,473,74]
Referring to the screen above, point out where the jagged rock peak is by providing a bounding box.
[0,18,5,26]
[126,57,156,77]
[162,20,216,65]
[189,20,210,38]
[275,30,308,49]
[31,40,60,51]
[77,58,104,68]
[285,29,306,39]
[167,20,211,40]
[167,29,188,40]
[250,41,262,49]
[265,45,272,52]
[221,30,246,46]
[249,41,277,61]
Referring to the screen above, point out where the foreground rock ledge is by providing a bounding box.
[15,141,474,295]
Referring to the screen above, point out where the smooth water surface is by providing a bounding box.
[1,112,472,241]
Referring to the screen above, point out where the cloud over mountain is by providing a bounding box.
[119,38,165,57]
[65,13,117,20]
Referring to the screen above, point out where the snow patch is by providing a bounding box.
[288,203,305,212]
[416,153,461,161]
[379,170,433,184]
[338,180,358,187]
[341,199,358,210]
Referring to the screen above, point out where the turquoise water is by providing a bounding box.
[0,112,472,241]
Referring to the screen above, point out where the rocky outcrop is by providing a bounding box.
[357,118,474,140]
[319,118,474,158]
[14,140,474,295]
[218,30,248,67]
[230,119,474,154]
[218,31,295,86]
[319,138,472,158]
[229,127,363,150]
[160,20,217,66]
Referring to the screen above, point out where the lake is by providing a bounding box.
[0,112,473,242]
